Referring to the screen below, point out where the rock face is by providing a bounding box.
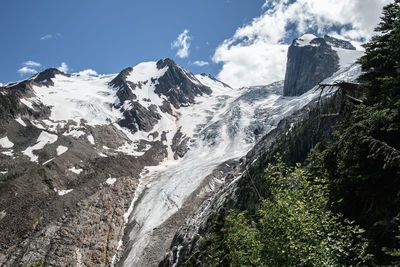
[155,59,212,109]
[109,58,212,133]
[0,61,228,266]
[324,35,356,50]
[283,34,339,96]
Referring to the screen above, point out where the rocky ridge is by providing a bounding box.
[283,34,355,96]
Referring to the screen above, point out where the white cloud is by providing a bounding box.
[191,60,209,67]
[58,62,69,73]
[17,66,37,75]
[214,0,391,88]
[17,60,42,76]
[171,29,191,58]
[23,61,41,67]
[78,69,98,77]
[40,34,53,41]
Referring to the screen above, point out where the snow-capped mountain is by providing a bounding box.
[0,34,363,266]
[283,34,363,96]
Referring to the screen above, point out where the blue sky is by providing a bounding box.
[0,0,264,83]
[0,0,390,87]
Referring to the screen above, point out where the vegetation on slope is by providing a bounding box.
[182,1,400,265]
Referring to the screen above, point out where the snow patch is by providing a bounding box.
[98,152,108,157]
[20,98,36,110]
[22,131,58,162]
[56,145,68,156]
[56,188,73,196]
[63,129,86,138]
[42,158,54,165]
[332,47,364,68]
[295,34,318,47]
[0,136,14,148]
[87,134,95,145]
[1,151,13,157]
[15,117,27,127]
[69,167,83,174]
[105,175,117,185]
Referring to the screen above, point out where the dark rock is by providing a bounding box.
[33,68,70,86]
[8,68,69,92]
[118,102,161,133]
[108,67,136,105]
[283,36,339,96]
[155,59,212,109]
[159,100,173,115]
[171,127,190,159]
[324,35,356,50]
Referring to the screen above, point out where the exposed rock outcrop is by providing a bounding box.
[283,34,339,96]
[324,35,356,50]
[156,59,212,108]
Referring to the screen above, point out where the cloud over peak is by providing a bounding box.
[191,60,209,67]
[171,29,191,59]
[17,60,42,76]
[58,62,69,73]
[214,0,391,88]
[17,66,37,75]
[23,61,41,67]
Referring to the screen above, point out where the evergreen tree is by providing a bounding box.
[358,0,400,105]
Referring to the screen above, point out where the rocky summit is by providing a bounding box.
[0,35,362,266]
[283,34,357,96]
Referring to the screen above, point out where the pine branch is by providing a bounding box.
[363,136,400,169]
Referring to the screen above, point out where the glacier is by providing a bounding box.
[119,62,362,265]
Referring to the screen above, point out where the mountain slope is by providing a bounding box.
[0,36,363,266]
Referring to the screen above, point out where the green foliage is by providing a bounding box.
[382,220,400,266]
[235,93,341,216]
[183,2,400,265]
[309,2,400,263]
[358,0,400,105]
[27,259,50,267]
[183,158,371,266]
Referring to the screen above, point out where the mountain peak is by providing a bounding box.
[32,68,70,85]
[156,58,177,69]
[293,33,319,47]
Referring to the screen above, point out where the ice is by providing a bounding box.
[295,34,318,47]
[56,145,68,156]
[0,136,14,148]
[333,47,364,68]
[22,131,58,162]
[122,62,362,266]
[29,74,122,125]
[69,167,83,174]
